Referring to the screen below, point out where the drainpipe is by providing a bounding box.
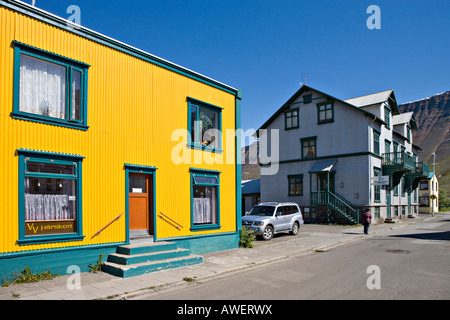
[368,115,378,208]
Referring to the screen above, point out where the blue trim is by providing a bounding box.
[124,163,158,171]
[235,90,242,231]
[1,1,238,96]
[187,97,224,110]
[187,97,223,153]
[124,164,157,243]
[11,41,89,130]
[190,169,221,231]
[159,231,239,254]
[17,149,84,245]
[189,167,222,174]
[10,112,90,130]
[17,149,85,159]
[187,143,223,154]
[0,243,122,282]
[12,41,90,67]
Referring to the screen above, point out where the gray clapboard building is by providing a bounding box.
[257,85,429,224]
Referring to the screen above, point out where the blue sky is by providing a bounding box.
[29,0,450,145]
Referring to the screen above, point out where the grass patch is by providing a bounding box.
[89,253,105,273]
[183,277,196,282]
[2,266,59,287]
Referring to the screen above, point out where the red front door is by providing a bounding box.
[129,173,153,234]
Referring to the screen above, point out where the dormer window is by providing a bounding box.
[385,106,390,129]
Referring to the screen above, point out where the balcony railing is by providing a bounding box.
[416,161,429,176]
[382,152,415,170]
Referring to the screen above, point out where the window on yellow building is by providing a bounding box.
[188,98,222,153]
[17,149,84,245]
[190,169,220,230]
[12,42,89,130]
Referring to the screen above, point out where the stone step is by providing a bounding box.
[116,241,177,256]
[103,254,204,278]
[107,248,191,265]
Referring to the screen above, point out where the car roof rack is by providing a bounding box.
[257,202,298,206]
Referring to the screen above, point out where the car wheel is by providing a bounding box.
[262,225,274,240]
[290,222,299,235]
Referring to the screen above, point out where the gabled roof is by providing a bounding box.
[344,89,400,115]
[392,111,418,130]
[257,85,381,135]
[344,89,392,106]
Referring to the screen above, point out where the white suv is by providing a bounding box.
[242,202,303,240]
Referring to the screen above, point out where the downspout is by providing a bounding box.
[368,115,378,209]
[235,89,243,232]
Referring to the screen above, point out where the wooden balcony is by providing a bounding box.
[382,152,415,188]
[405,161,430,191]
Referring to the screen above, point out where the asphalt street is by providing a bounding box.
[137,214,450,300]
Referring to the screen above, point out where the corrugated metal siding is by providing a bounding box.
[0,6,237,254]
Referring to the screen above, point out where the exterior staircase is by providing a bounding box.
[103,241,203,278]
[311,191,359,225]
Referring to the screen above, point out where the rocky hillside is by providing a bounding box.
[241,141,260,180]
[399,91,450,194]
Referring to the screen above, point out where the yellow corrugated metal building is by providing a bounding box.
[0,0,242,279]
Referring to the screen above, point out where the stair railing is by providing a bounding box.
[158,212,183,230]
[311,191,358,224]
[91,212,124,239]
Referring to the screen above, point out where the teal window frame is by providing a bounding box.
[284,108,299,130]
[401,177,406,196]
[373,130,380,155]
[385,140,391,154]
[17,149,85,245]
[187,97,223,153]
[12,41,90,130]
[190,168,221,231]
[288,174,303,196]
[374,207,380,219]
[317,101,334,124]
[301,136,317,159]
[384,106,391,129]
[374,167,381,203]
[303,94,312,104]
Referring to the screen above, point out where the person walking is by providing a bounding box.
[361,208,372,234]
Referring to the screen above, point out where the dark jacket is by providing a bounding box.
[361,210,372,224]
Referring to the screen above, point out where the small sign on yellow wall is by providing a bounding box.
[25,220,75,236]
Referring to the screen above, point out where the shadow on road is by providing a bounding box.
[389,231,450,241]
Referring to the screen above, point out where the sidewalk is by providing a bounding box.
[0,213,438,300]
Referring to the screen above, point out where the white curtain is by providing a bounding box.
[19,54,66,119]
[25,194,72,221]
[193,198,212,224]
